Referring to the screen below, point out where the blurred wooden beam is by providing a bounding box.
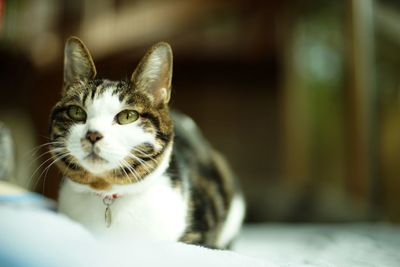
[346,0,378,218]
[78,0,278,61]
[78,0,227,59]
[375,3,400,44]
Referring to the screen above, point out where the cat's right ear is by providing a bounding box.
[131,42,173,106]
[63,37,96,86]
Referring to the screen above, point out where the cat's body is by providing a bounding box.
[50,38,244,249]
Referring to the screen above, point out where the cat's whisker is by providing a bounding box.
[24,141,65,158]
[94,148,140,182]
[29,152,61,189]
[131,148,155,161]
[27,147,64,167]
[40,153,71,194]
[42,150,73,180]
[118,161,132,183]
[28,147,71,179]
[121,158,140,183]
[132,146,155,154]
[30,150,70,190]
[118,159,133,182]
[130,151,158,172]
[100,147,147,169]
[132,147,159,165]
[24,142,79,180]
[124,161,140,183]
[132,146,156,157]
[128,153,153,174]
[106,147,154,177]
[39,135,53,141]
[23,142,65,170]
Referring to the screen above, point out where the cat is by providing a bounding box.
[49,37,245,249]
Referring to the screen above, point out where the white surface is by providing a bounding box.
[236,224,400,267]
[1,203,400,267]
[0,205,266,267]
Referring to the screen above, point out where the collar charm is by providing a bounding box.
[102,194,120,227]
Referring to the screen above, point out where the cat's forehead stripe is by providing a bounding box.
[62,79,134,108]
[91,81,108,100]
[79,81,119,106]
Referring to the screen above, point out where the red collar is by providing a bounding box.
[99,193,121,207]
[95,193,121,200]
[106,193,120,199]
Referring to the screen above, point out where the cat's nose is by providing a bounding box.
[85,131,103,144]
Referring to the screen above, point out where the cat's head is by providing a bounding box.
[49,37,174,190]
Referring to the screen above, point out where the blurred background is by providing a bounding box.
[1,0,400,223]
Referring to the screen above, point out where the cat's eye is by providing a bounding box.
[116,110,139,125]
[67,105,87,122]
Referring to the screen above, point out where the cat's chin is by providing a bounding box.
[84,152,108,164]
[80,159,113,177]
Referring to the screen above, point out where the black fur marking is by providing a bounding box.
[99,83,108,96]
[115,81,127,101]
[51,134,63,140]
[126,98,134,105]
[190,188,212,232]
[199,163,229,209]
[167,154,182,188]
[82,90,89,105]
[118,92,125,103]
[51,107,68,121]
[56,153,80,171]
[141,112,160,128]
[156,131,171,143]
[93,79,103,87]
[138,150,163,162]
[90,86,97,100]
[50,142,65,148]
[64,94,82,103]
[119,166,143,180]
[55,123,72,133]
[141,143,155,153]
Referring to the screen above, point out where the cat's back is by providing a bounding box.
[170,111,245,248]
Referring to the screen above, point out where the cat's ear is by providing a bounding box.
[64,37,96,86]
[131,42,173,106]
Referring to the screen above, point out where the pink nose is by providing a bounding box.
[86,131,103,144]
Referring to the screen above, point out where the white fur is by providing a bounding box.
[216,195,246,248]
[66,88,155,176]
[59,145,188,241]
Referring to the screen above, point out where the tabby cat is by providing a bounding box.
[49,37,245,249]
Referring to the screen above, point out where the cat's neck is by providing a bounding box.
[65,143,173,197]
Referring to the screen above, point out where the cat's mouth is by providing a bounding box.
[84,152,108,163]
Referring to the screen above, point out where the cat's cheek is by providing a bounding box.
[66,124,87,161]
[119,124,158,150]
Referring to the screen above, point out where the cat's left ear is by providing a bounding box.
[64,37,97,86]
[131,42,173,106]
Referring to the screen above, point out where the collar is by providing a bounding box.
[94,192,121,228]
[95,192,121,201]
